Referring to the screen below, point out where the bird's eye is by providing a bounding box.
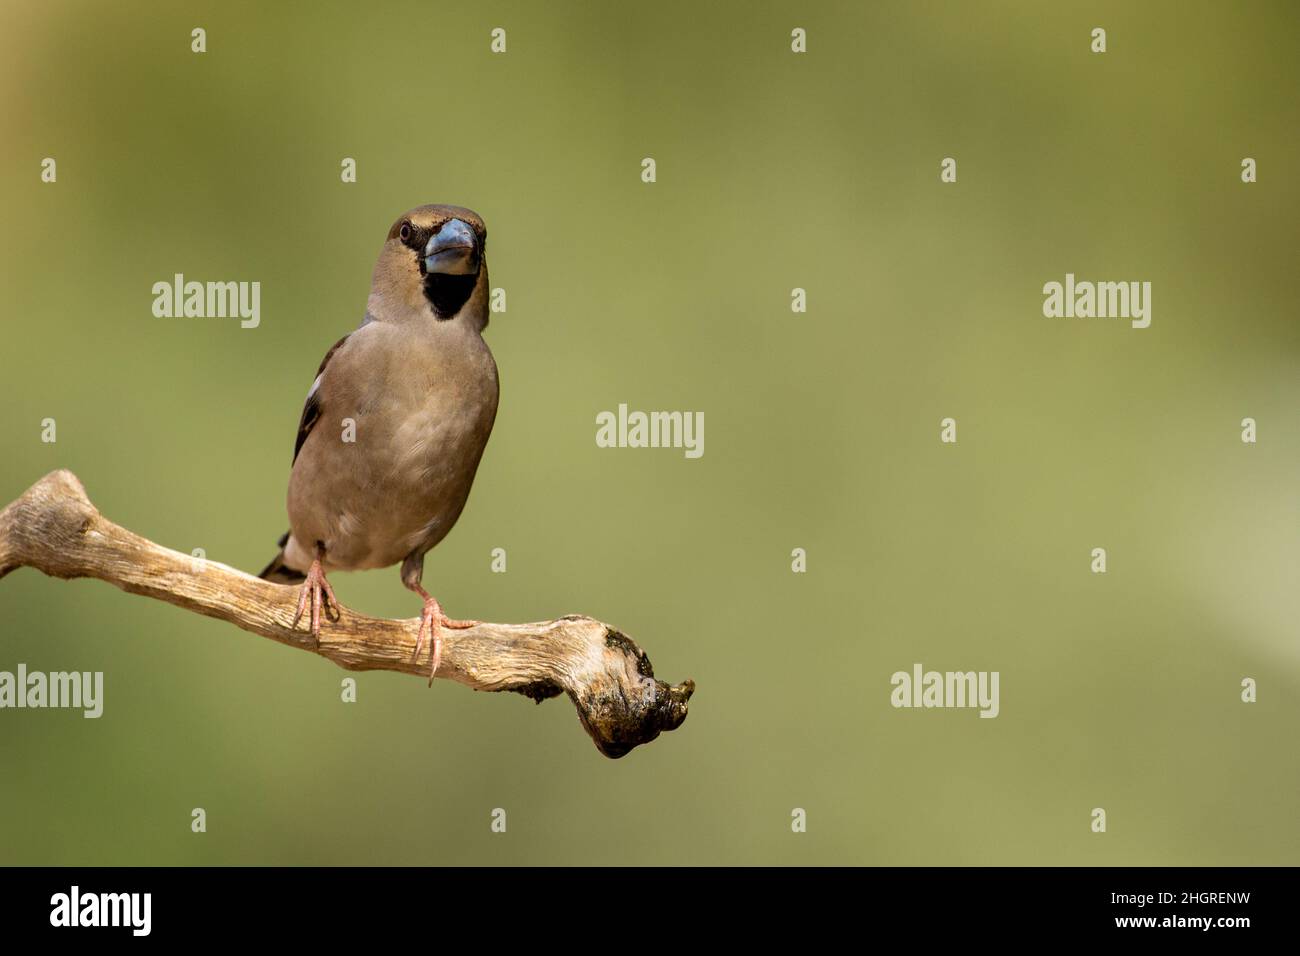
[399,222,412,242]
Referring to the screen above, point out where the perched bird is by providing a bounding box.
[259,204,499,681]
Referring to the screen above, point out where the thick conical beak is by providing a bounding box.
[423,218,480,276]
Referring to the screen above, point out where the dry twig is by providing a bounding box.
[0,470,693,757]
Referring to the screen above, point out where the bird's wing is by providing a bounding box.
[292,333,352,464]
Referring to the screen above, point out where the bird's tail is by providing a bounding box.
[258,531,307,584]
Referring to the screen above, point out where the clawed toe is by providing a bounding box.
[292,582,312,631]
[291,557,337,643]
[416,600,443,686]
[408,589,474,685]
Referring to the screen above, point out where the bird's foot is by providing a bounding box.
[291,558,338,644]
[412,590,479,685]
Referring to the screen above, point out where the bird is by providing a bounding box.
[259,204,499,682]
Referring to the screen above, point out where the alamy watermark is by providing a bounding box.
[152,273,260,328]
[1042,273,1151,329]
[890,663,999,718]
[50,886,150,936]
[595,403,704,459]
[0,664,103,718]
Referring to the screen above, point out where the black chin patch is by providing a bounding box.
[423,271,477,320]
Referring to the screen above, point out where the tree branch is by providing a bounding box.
[0,470,693,758]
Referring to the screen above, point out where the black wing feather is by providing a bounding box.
[292,333,350,465]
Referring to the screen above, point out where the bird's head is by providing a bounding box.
[369,204,489,328]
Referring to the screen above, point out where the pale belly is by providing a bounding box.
[283,330,498,573]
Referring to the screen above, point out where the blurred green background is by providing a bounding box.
[1,0,1297,865]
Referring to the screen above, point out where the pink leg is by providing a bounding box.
[409,585,478,685]
[292,554,338,643]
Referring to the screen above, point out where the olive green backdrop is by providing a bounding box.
[1,1,1297,865]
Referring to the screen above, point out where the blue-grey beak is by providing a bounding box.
[424,219,480,276]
